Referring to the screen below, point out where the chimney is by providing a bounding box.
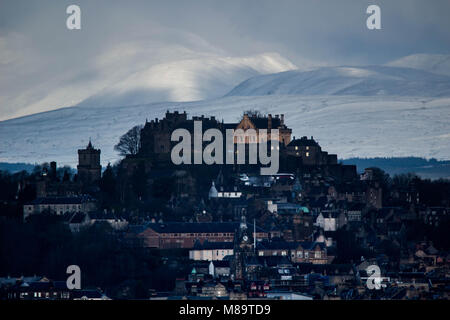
[281,114,284,125]
[268,114,272,130]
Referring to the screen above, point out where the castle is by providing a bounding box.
[135,110,355,180]
[138,111,292,164]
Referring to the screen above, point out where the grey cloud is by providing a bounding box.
[1,0,450,120]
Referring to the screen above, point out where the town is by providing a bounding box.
[0,110,449,300]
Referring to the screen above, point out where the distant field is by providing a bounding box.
[342,157,450,180]
[0,162,35,174]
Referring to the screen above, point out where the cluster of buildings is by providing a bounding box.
[0,276,109,300]
[8,110,450,300]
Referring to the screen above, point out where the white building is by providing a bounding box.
[23,196,96,220]
[189,241,234,261]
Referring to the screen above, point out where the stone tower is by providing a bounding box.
[77,140,101,185]
[232,213,253,281]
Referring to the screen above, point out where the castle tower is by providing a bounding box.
[77,140,101,186]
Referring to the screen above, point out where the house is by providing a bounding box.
[256,240,328,264]
[267,200,309,215]
[23,195,96,220]
[315,211,346,231]
[421,207,448,227]
[198,282,228,298]
[3,277,70,300]
[189,241,234,261]
[71,289,110,300]
[67,211,128,232]
[265,291,313,300]
[208,261,231,278]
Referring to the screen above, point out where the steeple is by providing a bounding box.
[240,212,247,231]
[208,181,218,198]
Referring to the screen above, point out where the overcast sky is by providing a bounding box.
[1,0,450,120]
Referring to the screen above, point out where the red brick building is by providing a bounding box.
[130,222,268,249]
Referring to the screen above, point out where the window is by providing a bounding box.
[281,251,287,256]
[297,251,303,258]
[315,251,321,259]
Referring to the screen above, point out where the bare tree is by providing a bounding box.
[243,109,263,118]
[114,125,143,156]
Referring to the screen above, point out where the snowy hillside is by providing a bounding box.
[78,52,297,108]
[1,95,449,167]
[386,54,450,77]
[225,66,450,97]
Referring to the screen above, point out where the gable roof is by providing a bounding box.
[256,240,324,251]
[143,222,266,234]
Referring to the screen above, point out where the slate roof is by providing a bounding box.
[71,289,105,299]
[68,212,87,224]
[143,222,266,234]
[248,116,282,129]
[211,261,230,268]
[287,137,319,147]
[256,240,325,251]
[26,196,94,205]
[193,241,234,250]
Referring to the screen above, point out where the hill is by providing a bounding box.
[225,66,450,97]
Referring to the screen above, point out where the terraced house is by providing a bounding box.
[130,222,268,249]
[256,241,329,264]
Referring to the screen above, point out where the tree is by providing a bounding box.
[114,125,143,156]
[131,162,148,200]
[243,109,263,118]
[392,173,418,189]
[100,163,117,203]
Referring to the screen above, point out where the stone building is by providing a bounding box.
[23,195,96,220]
[138,110,292,165]
[286,136,337,166]
[256,240,328,264]
[131,222,268,249]
[77,141,101,186]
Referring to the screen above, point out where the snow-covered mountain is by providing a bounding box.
[386,54,450,77]
[225,66,450,97]
[78,52,297,108]
[1,95,449,167]
[2,52,450,168]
